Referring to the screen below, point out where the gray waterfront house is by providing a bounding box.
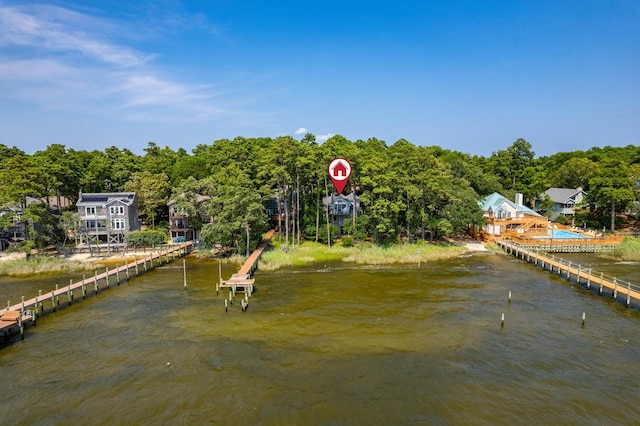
[76,192,140,245]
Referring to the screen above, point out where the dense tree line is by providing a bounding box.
[0,137,639,253]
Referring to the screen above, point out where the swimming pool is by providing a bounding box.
[532,229,589,239]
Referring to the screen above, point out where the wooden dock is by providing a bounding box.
[497,239,640,308]
[0,242,193,340]
[218,230,275,308]
[505,233,623,253]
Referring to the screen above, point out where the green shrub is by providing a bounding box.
[340,235,354,247]
[126,230,167,246]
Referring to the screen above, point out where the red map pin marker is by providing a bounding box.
[328,158,352,194]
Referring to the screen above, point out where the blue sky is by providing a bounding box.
[0,1,638,157]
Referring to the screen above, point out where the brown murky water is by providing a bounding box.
[1,251,639,424]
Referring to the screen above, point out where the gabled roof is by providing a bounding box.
[77,192,136,206]
[480,192,541,217]
[322,193,359,203]
[540,188,587,204]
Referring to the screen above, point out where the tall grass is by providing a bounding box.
[259,240,468,271]
[608,237,640,262]
[0,256,96,277]
[259,241,352,271]
[344,242,467,265]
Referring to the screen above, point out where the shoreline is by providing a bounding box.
[0,240,489,276]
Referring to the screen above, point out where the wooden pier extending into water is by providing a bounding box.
[497,239,640,308]
[0,242,193,340]
[218,230,275,310]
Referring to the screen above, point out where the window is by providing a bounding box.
[85,206,96,215]
[112,218,126,230]
[334,200,349,215]
[110,205,125,215]
[86,220,96,229]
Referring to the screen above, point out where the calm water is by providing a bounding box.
[1,251,639,425]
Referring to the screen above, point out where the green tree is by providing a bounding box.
[0,154,47,206]
[200,167,267,254]
[588,159,635,231]
[551,157,596,190]
[124,172,171,228]
[538,194,556,219]
[58,210,82,246]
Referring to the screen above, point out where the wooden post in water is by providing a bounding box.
[218,261,222,289]
[587,269,591,289]
[501,313,505,328]
[577,265,581,285]
[599,272,604,295]
[508,291,511,304]
[126,260,130,280]
[143,257,148,273]
[135,257,139,276]
[224,299,228,312]
[82,275,87,298]
[67,284,72,304]
[582,312,585,327]
[105,267,110,288]
[613,277,617,300]
[116,265,120,285]
[627,283,631,307]
[567,261,572,281]
[94,270,99,294]
[183,258,187,289]
[55,284,60,307]
[19,312,24,340]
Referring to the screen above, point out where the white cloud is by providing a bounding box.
[0,5,151,67]
[294,127,307,135]
[0,4,255,124]
[317,133,334,143]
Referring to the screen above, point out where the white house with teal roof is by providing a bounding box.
[480,192,546,238]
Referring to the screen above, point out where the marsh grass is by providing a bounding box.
[0,256,96,277]
[259,240,468,271]
[344,242,467,265]
[604,237,640,262]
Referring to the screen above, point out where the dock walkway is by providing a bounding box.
[219,229,275,296]
[1,242,193,340]
[497,239,640,308]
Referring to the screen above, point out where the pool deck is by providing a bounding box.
[506,230,623,253]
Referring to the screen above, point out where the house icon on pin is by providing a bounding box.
[331,160,348,178]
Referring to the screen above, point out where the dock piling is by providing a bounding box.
[183,258,187,289]
[599,273,604,295]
